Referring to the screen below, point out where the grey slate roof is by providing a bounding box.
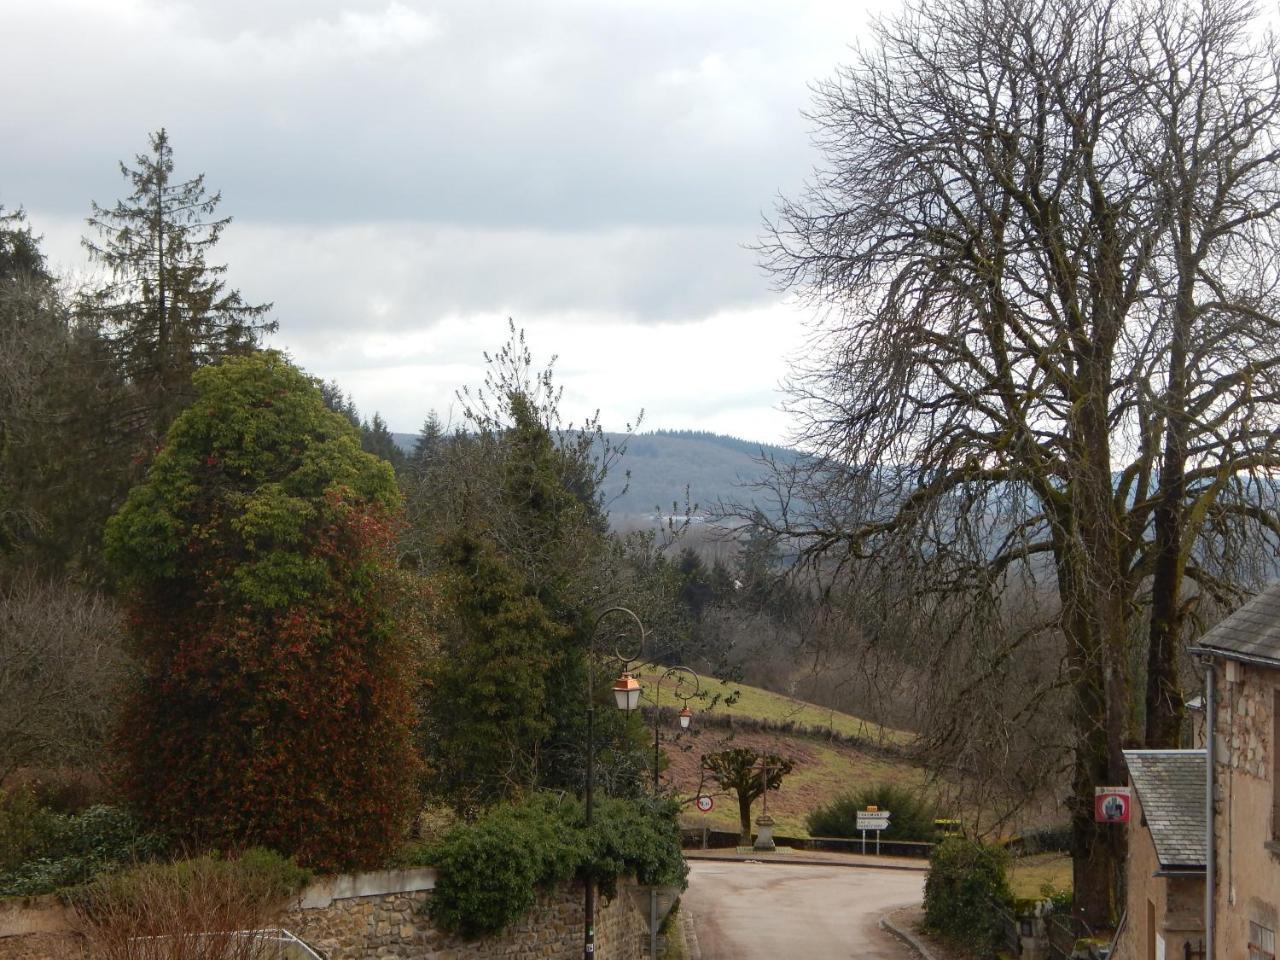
[1193,581,1280,665]
[1123,750,1206,870]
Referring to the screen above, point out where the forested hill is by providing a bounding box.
[391,428,799,522]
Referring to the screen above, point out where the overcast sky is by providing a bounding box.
[2,0,884,445]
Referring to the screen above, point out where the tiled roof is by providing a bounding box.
[1123,750,1206,870]
[1193,582,1280,664]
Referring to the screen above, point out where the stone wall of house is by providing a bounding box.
[0,870,648,960]
[1212,661,1280,960]
[1114,790,1204,960]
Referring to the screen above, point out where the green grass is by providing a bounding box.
[639,671,910,745]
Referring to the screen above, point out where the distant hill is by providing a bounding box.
[391,428,799,522]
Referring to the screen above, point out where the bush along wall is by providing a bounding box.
[923,836,1013,954]
[424,793,686,938]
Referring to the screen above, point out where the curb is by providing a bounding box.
[879,912,941,960]
[680,906,702,960]
[683,851,928,873]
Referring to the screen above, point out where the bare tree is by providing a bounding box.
[0,577,130,782]
[748,0,1280,923]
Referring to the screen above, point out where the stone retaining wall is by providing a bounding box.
[0,870,648,960]
[288,879,644,960]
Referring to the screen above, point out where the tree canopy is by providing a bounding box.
[752,0,1280,923]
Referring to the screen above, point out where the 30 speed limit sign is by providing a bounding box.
[695,795,714,813]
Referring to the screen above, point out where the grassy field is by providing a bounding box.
[639,671,910,746]
[644,674,932,838]
[1008,853,1072,899]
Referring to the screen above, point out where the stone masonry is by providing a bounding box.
[286,880,645,960]
[0,871,649,960]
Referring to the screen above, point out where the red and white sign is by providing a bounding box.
[1094,786,1132,823]
[695,795,714,813]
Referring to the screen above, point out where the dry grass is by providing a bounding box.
[659,725,935,837]
[1008,852,1072,899]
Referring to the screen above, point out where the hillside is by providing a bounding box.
[643,674,925,838]
[391,428,801,523]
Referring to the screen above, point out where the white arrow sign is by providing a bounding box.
[855,811,892,831]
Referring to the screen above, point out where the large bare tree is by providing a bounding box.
[753,0,1280,923]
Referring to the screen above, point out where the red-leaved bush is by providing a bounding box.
[106,352,421,871]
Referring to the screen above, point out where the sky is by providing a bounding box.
[2,0,885,445]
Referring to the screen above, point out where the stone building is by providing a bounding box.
[1115,749,1205,960]
[1190,583,1280,960]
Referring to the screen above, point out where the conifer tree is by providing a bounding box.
[83,129,274,447]
[360,412,405,472]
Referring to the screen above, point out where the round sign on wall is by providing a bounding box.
[695,795,714,813]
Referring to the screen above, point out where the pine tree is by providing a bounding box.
[83,129,275,447]
[361,412,405,472]
[410,410,444,473]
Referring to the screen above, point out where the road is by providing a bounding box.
[681,860,925,960]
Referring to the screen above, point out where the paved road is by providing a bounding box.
[682,860,925,960]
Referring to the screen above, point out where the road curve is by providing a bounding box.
[681,860,924,960]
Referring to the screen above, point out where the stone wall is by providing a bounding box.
[0,870,649,960]
[1212,661,1280,960]
[287,879,645,960]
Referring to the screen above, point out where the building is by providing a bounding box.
[1189,584,1280,960]
[1115,749,1206,960]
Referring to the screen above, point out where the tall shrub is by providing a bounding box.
[923,836,1013,953]
[105,351,420,870]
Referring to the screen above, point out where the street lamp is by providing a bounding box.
[650,665,700,794]
[647,665,700,958]
[584,607,645,960]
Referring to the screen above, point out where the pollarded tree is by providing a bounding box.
[751,0,1280,923]
[105,351,419,871]
[700,748,794,845]
[83,129,275,448]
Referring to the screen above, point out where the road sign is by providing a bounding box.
[1094,786,1132,823]
[695,795,714,813]
[856,810,891,831]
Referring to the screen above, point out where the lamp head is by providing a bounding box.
[678,705,693,730]
[613,672,641,713]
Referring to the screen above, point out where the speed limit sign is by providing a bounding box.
[695,795,714,813]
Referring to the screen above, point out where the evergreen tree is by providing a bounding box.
[360,411,405,472]
[319,380,361,429]
[83,129,275,448]
[425,534,562,806]
[410,410,444,473]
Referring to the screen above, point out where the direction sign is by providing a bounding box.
[1094,787,1132,824]
[695,795,714,813]
[856,810,891,831]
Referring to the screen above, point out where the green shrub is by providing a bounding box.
[0,801,165,897]
[427,793,685,938]
[805,783,939,841]
[923,836,1013,953]
[0,789,63,874]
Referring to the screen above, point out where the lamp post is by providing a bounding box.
[650,665,700,792]
[584,607,644,960]
[648,665,699,958]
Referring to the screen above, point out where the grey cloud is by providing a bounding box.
[2,0,867,229]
